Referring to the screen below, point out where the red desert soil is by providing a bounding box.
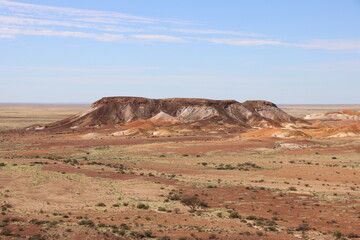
[1,101,360,239]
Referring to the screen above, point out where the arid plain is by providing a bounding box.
[0,102,359,240]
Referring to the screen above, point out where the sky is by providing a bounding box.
[0,0,359,104]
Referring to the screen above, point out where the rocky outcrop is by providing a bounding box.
[30,97,302,131]
[305,110,360,121]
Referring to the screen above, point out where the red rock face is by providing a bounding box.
[31,97,301,130]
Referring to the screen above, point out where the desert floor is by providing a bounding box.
[0,104,359,240]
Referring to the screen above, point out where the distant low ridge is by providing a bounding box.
[305,109,360,121]
[28,97,303,131]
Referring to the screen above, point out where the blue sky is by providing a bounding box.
[0,0,359,104]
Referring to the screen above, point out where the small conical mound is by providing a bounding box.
[149,111,181,124]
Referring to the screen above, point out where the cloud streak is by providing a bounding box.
[0,27,124,41]
[0,0,158,24]
[202,38,283,46]
[132,34,185,42]
[0,0,359,50]
[291,39,360,50]
[0,65,157,73]
[157,27,266,38]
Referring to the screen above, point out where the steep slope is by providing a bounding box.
[29,97,301,131]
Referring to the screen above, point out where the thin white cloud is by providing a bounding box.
[0,27,124,41]
[0,0,268,43]
[0,0,158,24]
[0,0,359,50]
[132,34,185,42]
[167,28,266,37]
[202,38,360,50]
[0,65,157,72]
[201,38,283,46]
[291,39,360,50]
[0,15,142,33]
[0,34,13,38]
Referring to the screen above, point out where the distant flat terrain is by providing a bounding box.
[279,104,360,118]
[0,104,88,130]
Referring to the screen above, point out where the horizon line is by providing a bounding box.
[0,102,359,105]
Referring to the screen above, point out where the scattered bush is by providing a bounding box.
[158,207,167,212]
[267,226,277,231]
[333,231,343,239]
[0,227,12,236]
[29,234,47,240]
[348,232,360,238]
[1,204,12,212]
[97,223,107,228]
[130,231,145,238]
[246,215,257,220]
[96,202,106,207]
[180,195,208,212]
[144,230,154,238]
[158,236,170,240]
[178,237,189,240]
[168,193,180,201]
[78,220,95,227]
[209,234,217,239]
[119,223,130,230]
[296,223,309,231]
[137,203,149,209]
[229,212,240,219]
[29,219,48,225]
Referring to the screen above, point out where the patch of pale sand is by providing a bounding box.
[274,142,310,149]
[80,132,103,139]
[112,127,147,136]
[327,132,360,138]
[152,129,177,137]
[121,119,156,130]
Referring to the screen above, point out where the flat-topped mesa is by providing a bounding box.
[31,97,302,131]
[243,100,278,108]
[92,97,238,107]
